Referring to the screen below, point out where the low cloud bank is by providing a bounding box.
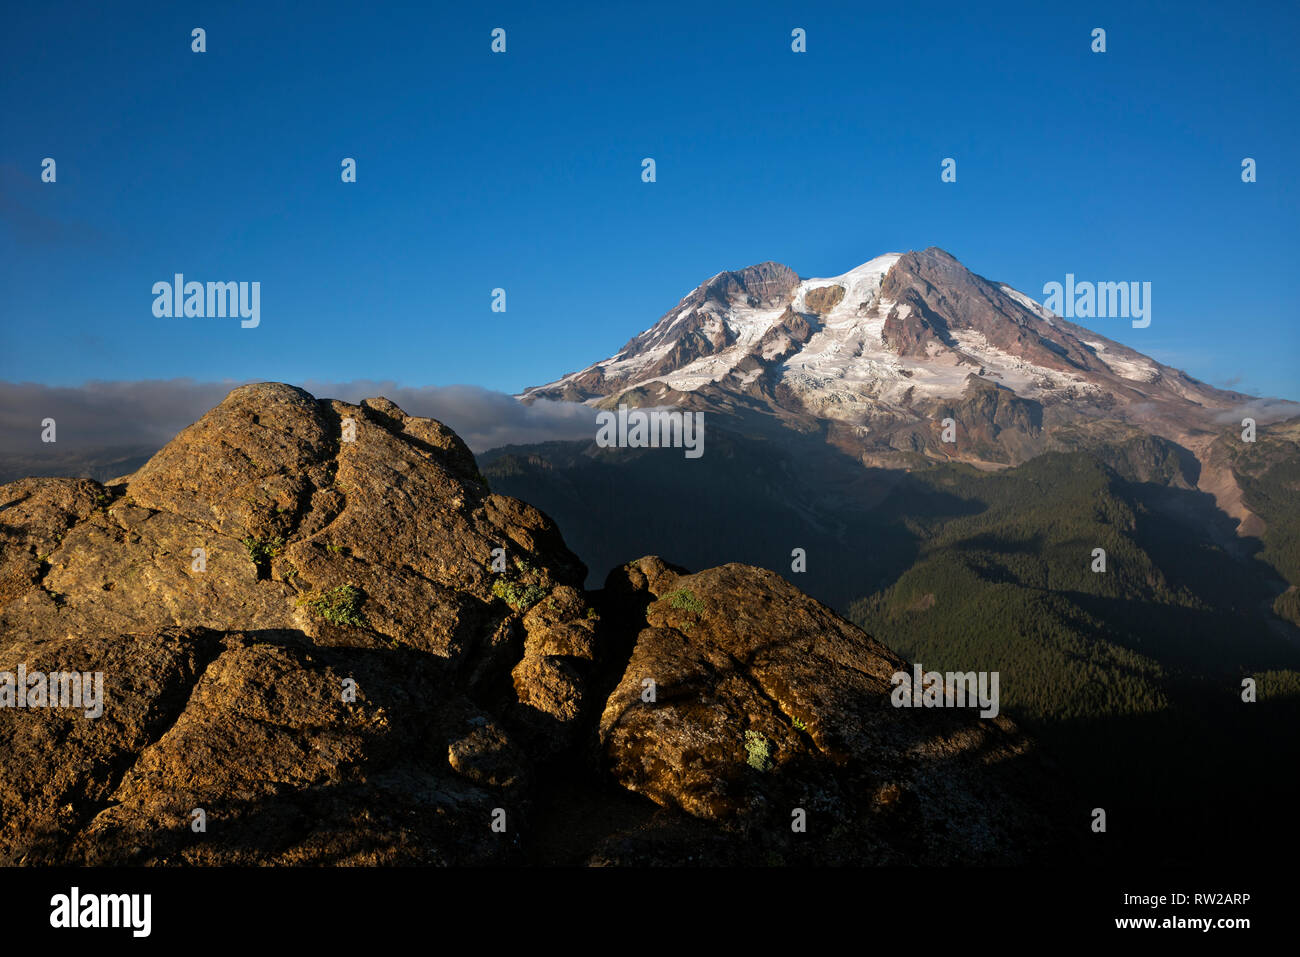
[1210,397,1300,426]
[300,380,598,452]
[0,379,596,457]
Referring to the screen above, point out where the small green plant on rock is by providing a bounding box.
[241,536,284,566]
[744,730,774,772]
[491,556,548,611]
[299,584,367,628]
[492,578,548,612]
[666,587,705,615]
[792,716,808,732]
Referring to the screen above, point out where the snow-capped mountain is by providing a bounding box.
[524,247,1283,478]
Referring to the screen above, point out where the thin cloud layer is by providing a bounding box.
[0,379,597,457]
[1211,397,1300,426]
[300,380,598,452]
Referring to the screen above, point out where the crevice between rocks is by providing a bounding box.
[53,629,231,864]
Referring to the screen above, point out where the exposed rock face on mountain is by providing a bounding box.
[544,262,803,401]
[0,384,1073,866]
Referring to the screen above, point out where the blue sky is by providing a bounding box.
[2,0,1297,399]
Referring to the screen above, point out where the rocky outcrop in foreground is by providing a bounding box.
[0,383,1071,865]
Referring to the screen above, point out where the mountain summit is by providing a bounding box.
[526,247,1270,464]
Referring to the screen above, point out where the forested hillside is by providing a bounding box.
[848,449,1300,858]
[485,423,1300,861]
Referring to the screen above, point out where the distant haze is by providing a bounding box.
[0,380,598,482]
